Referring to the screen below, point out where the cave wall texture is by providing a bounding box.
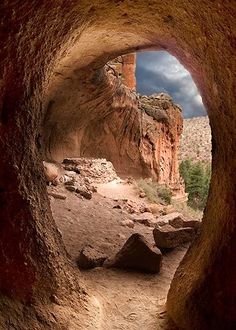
[0,1,236,329]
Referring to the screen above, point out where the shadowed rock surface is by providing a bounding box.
[105,233,163,273]
[77,246,107,270]
[153,225,195,249]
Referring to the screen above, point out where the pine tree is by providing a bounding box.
[180,159,211,210]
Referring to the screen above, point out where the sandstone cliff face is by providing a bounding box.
[108,53,136,90]
[43,59,184,195]
[139,93,184,194]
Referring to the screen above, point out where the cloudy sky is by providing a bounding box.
[136,51,206,118]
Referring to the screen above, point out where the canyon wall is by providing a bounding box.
[108,53,137,90]
[44,54,184,194]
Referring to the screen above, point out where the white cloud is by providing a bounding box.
[194,94,203,105]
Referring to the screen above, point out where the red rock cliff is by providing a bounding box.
[43,59,184,195]
[108,53,136,90]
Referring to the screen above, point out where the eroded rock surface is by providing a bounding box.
[44,56,184,196]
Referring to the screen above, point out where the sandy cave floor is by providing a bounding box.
[50,180,187,329]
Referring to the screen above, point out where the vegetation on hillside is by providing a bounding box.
[137,179,172,205]
[180,159,211,210]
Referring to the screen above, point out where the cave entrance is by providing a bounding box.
[45,50,211,328]
[1,2,235,329]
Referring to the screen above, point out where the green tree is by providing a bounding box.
[180,159,192,186]
[180,159,211,210]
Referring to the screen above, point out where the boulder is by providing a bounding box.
[167,214,201,232]
[168,215,184,228]
[158,212,183,222]
[182,219,201,232]
[43,161,60,182]
[77,246,107,270]
[105,233,162,273]
[132,213,158,227]
[153,225,195,249]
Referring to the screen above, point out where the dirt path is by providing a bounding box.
[50,179,186,329]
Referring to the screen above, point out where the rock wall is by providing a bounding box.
[43,62,184,195]
[139,93,184,195]
[108,53,136,90]
[121,53,137,90]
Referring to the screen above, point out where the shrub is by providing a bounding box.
[180,159,211,210]
[157,186,172,204]
[137,179,172,205]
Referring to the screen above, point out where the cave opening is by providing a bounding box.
[44,49,212,329]
[1,2,236,329]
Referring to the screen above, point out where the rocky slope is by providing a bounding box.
[180,116,211,164]
[48,158,188,330]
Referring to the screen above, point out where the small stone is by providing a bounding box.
[126,206,135,214]
[157,220,169,227]
[50,294,61,305]
[76,188,92,200]
[51,179,59,186]
[149,203,161,215]
[162,205,175,215]
[65,185,77,192]
[121,219,134,228]
[63,164,81,174]
[48,192,66,200]
[65,180,76,186]
[113,204,122,209]
[132,213,157,227]
[139,205,151,213]
[139,192,146,198]
[91,185,97,192]
[157,212,183,224]
[118,233,126,240]
[84,177,91,184]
